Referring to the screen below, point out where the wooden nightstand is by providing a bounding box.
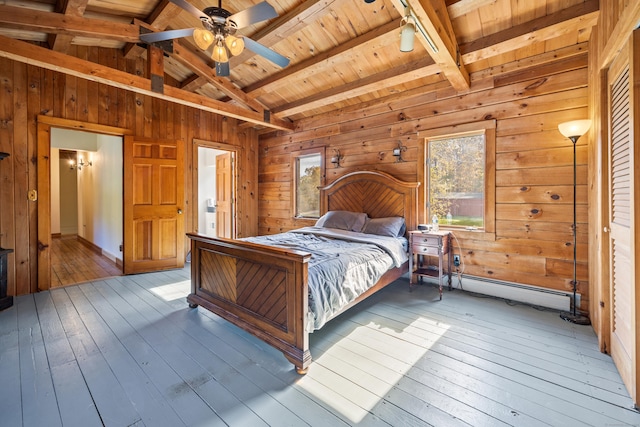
[409,230,452,300]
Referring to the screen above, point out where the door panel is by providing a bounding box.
[607,35,637,404]
[216,152,233,238]
[124,136,184,274]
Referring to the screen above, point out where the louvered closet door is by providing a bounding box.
[607,37,637,402]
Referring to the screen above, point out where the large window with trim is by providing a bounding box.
[293,149,323,218]
[421,121,495,232]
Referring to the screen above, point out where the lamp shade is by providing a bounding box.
[558,120,591,140]
[193,28,214,50]
[211,42,229,63]
[225,35,245,56]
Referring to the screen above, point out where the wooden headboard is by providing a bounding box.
[319,171,420,233]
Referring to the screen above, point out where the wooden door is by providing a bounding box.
[606,32,639,404]
[123,136,185,274]
[216,152,233,238]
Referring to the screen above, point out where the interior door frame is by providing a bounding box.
[192,138,240,238]
[36,115,131,292]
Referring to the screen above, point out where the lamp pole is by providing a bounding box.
[558,120,591,325]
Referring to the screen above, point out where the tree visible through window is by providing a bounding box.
[295,153,322,218]
[428,133,485,228]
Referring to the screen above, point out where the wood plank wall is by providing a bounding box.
[0,46,258,297]
[259,46,591,311]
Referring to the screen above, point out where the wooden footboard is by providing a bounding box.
[187,233,313,373]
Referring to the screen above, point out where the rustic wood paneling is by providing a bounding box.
[0,46,258,296]
[259,49,590,309]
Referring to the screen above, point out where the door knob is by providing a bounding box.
[177,208,183,214]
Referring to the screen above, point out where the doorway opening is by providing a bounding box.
[50,128,124,287]
[197,145,235,239]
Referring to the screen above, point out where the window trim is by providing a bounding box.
[418,120,496,235]
[291,147,325,220]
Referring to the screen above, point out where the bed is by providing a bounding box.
[186,171,419,373]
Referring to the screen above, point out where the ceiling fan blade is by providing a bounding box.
[140,28,195,43]
[228,1,278,28]
[242,37,290,68]
[215,62,230,77]
[169,0,209,20]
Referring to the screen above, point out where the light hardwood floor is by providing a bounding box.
[1,267,638,426]
[51,235,122,287]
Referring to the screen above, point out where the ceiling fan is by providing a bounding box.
[139,0,290,76]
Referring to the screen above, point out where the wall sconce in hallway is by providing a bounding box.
[70,157,93,171]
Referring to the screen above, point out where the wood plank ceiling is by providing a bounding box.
[0,0,598,130]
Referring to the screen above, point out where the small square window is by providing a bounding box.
[294,151,322,218]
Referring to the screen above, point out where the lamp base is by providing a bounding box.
[560,311,591,325]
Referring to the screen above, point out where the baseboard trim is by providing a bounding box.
[418,273,571,311]
[77,235,102,255]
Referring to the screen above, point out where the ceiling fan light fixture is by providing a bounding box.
[400,9,416,52]
[225,34,245,56]
[212,41,229,63]
[193,28,214,50]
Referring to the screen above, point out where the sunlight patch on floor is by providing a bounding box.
[150,281,190,301]
[297,318,450,423]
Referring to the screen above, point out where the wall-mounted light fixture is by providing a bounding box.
[557,119,591,326]
[392,142,407,162]
[330,149,343,168]
[69,157,93,171]
[78,158,92,170]
[400,8,416,52]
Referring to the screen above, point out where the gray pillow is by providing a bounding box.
[318,210,368,232]
[362,217,406,237]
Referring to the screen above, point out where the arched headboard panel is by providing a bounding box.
[319,171,420,233]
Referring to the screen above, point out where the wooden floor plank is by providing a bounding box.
[0,298,22,427]
[5,267,640,427]
[108,273,350,427]
[50,287,145,427]
[16,295,63,427]
[63,285,186,427]
[33,291,103,427]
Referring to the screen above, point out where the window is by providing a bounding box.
[420,121,495,232]
[429,133,485,227]
[293,150,323,218]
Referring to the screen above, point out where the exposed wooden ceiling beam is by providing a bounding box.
[446,0,495,19]
[404,0,470,91]
[48,0,89,53]
[170,39,268,113]
[271,2,597,117]
[0,5,139,43]
[135,20,273,114]
[460,0,599,64]
[229,0,342,67]
[272,57,438,117]
[123,0,183,59]
[0,35,293,131]
[244,18,402,99]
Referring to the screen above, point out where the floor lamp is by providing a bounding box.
[558,119,592,325]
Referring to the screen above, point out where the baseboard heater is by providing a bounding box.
[417,273,571,311]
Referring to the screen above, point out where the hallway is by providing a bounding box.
[51,235,122,287]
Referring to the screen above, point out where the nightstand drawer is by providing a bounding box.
[411,243,440,256]
[412,234,441,247]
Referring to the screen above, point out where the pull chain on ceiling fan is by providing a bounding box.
[139,0,289,76]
